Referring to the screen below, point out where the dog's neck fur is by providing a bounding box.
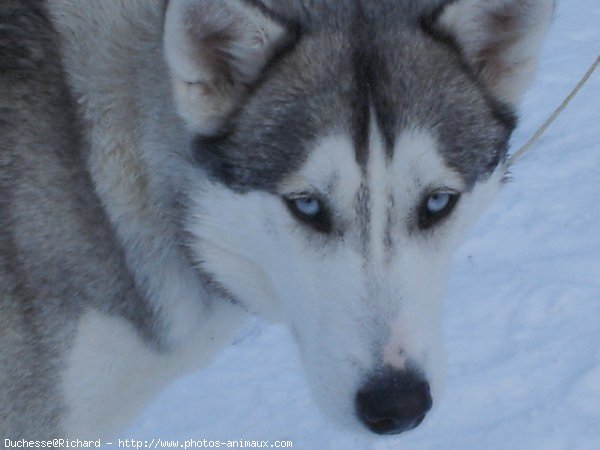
[45,0,247,350]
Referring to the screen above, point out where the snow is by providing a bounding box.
[126,2,600,448]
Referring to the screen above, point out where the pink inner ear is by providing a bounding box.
[475,11,526,86]
[435,0,554,106]
[476,3,529,62]
[164,0,292,134]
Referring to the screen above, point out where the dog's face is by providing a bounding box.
[165,0,553,435]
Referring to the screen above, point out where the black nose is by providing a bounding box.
[355,370,433,435]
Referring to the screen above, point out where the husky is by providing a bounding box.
[0,0,553,440]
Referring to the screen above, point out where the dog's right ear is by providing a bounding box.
[164,0,291,134]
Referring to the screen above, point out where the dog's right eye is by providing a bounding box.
[284,195,332,233]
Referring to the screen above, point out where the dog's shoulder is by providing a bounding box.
[0,0,79,170]
[0,0,141,326]
[0,0,57,71]
[0,0,65,113]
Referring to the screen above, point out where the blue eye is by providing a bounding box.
[284,195,331,233]
[294,197,320,216]
[419,190,460,230]
[427,192,451,214]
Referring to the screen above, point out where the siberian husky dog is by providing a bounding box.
[0,0,553,440]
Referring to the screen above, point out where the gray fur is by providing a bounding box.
[0,0,552,439]
[0,0,157,437]
[196,0,515,192]
[355,183,371,258]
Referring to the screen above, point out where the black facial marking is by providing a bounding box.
[355,182,371,257]
[366,49,397,162]
[350,43,371,170]
[349,11,398,167]
[383,191,395,259]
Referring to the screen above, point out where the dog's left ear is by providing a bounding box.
[164,0,291,134]
[429,0,554,106]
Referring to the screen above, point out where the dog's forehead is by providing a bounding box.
[202,9,514,192]
[293,32,510,179]
[280,124,464,206]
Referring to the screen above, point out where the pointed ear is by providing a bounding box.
[431,0,554,106]
[164,0,291,134]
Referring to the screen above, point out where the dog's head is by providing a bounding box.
[164,0,553,435]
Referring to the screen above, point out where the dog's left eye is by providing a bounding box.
[284,195,332,233]
[419,190,460,229]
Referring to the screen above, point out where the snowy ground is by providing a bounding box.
[127,2,599,449]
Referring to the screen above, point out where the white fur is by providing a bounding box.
[187,118,507,429]
[280,134,363,211]
[61,304,246,439]
[366,114,390,265]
